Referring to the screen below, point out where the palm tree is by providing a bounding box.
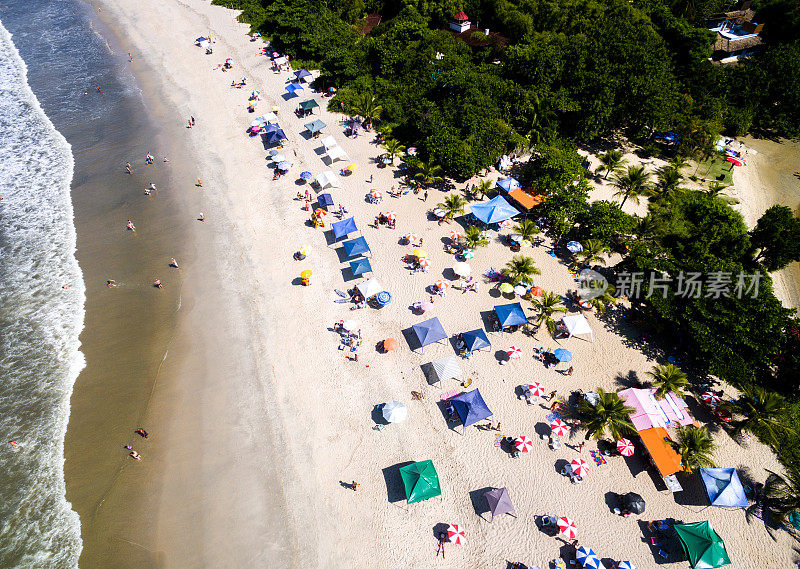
[612,165,651,208]
[650,166,682,201]
[462,226,488,249]
[472,179,494,201]
[532,291,567,336]
[415,160,444,187]
[646,363,689,398]
[351,91,383,127]
[437,194,466,221]
[502,255,541,285]
[597,149,626,179]
[669,155,690,172]
[722,386,795,446]
[587,282,617,314]
[760,468,800,525]
[578,239,608,266]
[578,388,636,440]
[382,138,405,164]
[669,425,717,471]
[514,219,540,242]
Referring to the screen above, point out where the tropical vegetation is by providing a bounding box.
[502,255,541,285]
[669,425,717,472]
[531,290,567,336]
[646,363,690,399]
[578,388,636,441]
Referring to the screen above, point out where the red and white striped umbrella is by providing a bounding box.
[384,211,397,220]
[434,280,449,290]
[617,438,635,457]
[527,382,545,397]
[448,230,461,241]
[418,259,430,268]
[550,419,568,437]
[507,346,522,359]
[369,189,382,198]
[403,233,420,242]
[570,458,589,477]
[558,516,577,540]
[515,436,534,453]
[701,391,721,406]
[500,219,513,228]
[446,523,465,545]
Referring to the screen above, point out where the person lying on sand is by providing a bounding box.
[129,450,141,460]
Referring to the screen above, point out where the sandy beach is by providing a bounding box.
[63,1,799,568]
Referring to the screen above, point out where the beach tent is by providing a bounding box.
[327,146,348,162]
[318,193,335,209]
[254,112,278,124]
[321,135,338,150]
[674,521,731,569]
[305,119,327,134]
[494,303,528,328]
[450,389,493,433]
[399,460,441,503]
[484,487,517,521]
[294,69,312,81]
[462,329,491,352]
[356,278,384,299]
[195,36,210,47]
[273,55,288,65]
[332,217,358,240]
[316,171,341,189]
[349,258,372,276]
[411,318,448,352]
[264,129,287,144]
[637,427,683,477]
[561,314,594,342]
[496,177,521,192]
[469,195,519,225]
[299,99,320,113]
[285,83,304,96]
[343,236,370,258]
[264,122,283,133]
[618,388,694,431]
[429,355,463,385]
[700,468,748,508]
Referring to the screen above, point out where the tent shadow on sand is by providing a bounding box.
[382,461,415,504]
[371,404,389,427]
[468,486,495,521]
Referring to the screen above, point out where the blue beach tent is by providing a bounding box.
[462,328,491,352]
[294,69,312,80]
[332,217,358,240]
[318,193,335,208]
[494,303,528,328]
[264,128,286,144]
[350,258,372,276]
[700,468,748,508]
[450,389,493,432]
[411,318,448,352]
[343,236,370,258]
[470,195,519,224]
[496,177,521,192]
[263,122,282,133]
[285,82,304,95]
[305,119,327,134]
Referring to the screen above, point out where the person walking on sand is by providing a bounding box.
[153,279,163,289]
[135,428,149,439]
[577,441,585,454]
[199,213,204,222]
[423,190,428,202]
[350,481,360,491]
[191,116,195,126]
[567,366,574,376]
[196,178,203,187]
[9,441,20,449]
[169,258,179,268]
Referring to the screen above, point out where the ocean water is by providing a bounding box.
[0,3,138,568]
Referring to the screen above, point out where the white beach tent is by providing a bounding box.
[321,135,339,151]
[561,314,594,342]
[273,56,288,66]
[356,278,384,299]
[195,37,210,48]
[429,355,463,386]
[327,146,349,162]
[315,170,341,189]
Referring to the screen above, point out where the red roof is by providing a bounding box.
[453,11,469,21]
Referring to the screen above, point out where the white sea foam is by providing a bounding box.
[0,18,84,569]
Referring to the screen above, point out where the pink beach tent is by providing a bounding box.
[618,387,694,431]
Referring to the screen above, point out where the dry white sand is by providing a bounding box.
[91,1,798,567]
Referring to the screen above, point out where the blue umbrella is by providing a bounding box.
[617,562,637,569]
[264,129,286,144]
[276,161,292,171]
[300,171,312,180]
[318,193,334,207]
[576,547,601,569]
[375,291,392,306]
[554,348,572,363]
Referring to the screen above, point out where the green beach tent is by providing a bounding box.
[674,521,731,569]
[399,460,441,503]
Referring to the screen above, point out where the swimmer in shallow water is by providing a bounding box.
[169,258,179,268]
[126,219,135,231]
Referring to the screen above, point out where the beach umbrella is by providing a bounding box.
[576,546,600,569]
[510,234,524,243]
[383,337,398,351]
[432,208,446,218]
[446,524,465,545]
[513,285,527,296]
[433,280,449,290]
[522,239,532,248]
[419,301,434,312]
[299,244,313,256]
[403,233,420,243]
[674,521,731,568]
[515,436,534,453]
[407,147,417,156]
[399,460,441,503]
[342,319,358,331]
[463,249,475,259]
[346,163,358,171]
[617,438,635,456]
[270,153,287,163]
[375,291,392,306]
[300,269,312,279]
[507,346,522,359]
[527,382,545,397]
[623,492,646,515]
[384,211,397,220]
[271,105,279,112]
[381,156,392,164]
[448,230,461,241]
[499,283,514,293]
[418,259,430,269]
[250,117,266,127]
[554,348,572,363]
[570,458,589,477]
[702,391,721,406]
[550,419,568,437]
[453,262,471,277]
[617,562,637,569]
[276,161,292,171]
[314,208,327,217]
[251,90,260,98]
[530,286,543,296]
[226,58,234,63]
[413,249,428,259]
[300,171,312,180]
[369,189,382,199]
[484,487,517,521]
[566,241,583,253]
[382,401,407,423]
[557,517,577,540]
[264,129,287,144]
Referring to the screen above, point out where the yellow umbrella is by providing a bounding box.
[499,283,514,293]
[299,245,313,256]
[346,163,358,171]
[300,270,312,279]
[413,249,428,259]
